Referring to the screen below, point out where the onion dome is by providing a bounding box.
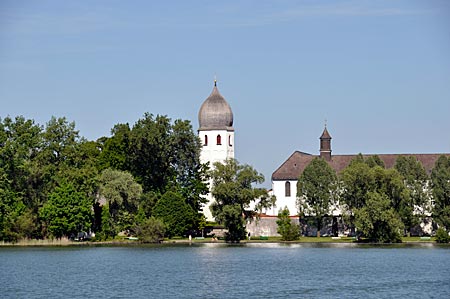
[198,81,234,131]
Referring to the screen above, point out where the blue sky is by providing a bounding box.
[1,0,449,187]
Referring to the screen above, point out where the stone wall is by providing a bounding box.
[246,216,299,237]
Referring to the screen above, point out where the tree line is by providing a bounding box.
[2,114,449,244]
[294,154,450,243]
[0,114,209,242]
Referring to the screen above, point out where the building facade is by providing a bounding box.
[268,126,448,218]
[198,81,234,221]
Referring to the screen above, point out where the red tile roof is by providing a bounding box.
[272,151,450,180]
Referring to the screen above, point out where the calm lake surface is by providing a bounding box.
[1,243,449,298]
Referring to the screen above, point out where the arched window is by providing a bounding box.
[229,135,232,146]
[285,181,291,197]
[217,134,222,145]
[204,135,208,146]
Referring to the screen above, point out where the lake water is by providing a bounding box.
[0,243,449,298]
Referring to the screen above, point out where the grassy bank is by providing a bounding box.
[0,236,441,246]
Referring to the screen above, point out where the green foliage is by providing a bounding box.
[152,191,196,237]
[431,155,450,230]
[354,192,403,243]
[210,159,269,242]
[297,157,337,237]
[98,114,208,223]
[128,114,173,192]
[97,123,131,171]
[276,207,300,241]
[135,217,166,243]
[39,182,92,238]
[221,204,247,242]
[435,227,450,243]
[365,155,385,168]
[0,113,206,241]
[98,168,142,233]
[170,119,209,211]
[395,155,430,234]
[98,205,114,240]
[340,159,374,210]
[340,156,412,239]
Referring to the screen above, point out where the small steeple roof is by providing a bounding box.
[320,126,332,140]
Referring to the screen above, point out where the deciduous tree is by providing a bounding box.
[431,155,450,230]
[39,182,92,239]
[395,155,430,235]
[152,191,196,238]
[98,168,142,234]
[210,159,269,242]
[297,157,337,237]
[354,192,403,243]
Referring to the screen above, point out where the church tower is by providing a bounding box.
[198,80,234,221]
[320,125,332,161]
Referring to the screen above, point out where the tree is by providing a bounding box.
[431,155,450,230]
[297,157,337,237]
[39,182,92,239]
[98,169,142,234]
[135,217,165,243]
[97,123,131,171]
[152,191,196,238]
[129,113,172,192]
[365,155,385,168]
[169,119,209,214]
[354,192,403,243]
[0,116,42,196]
[395,155,430,235]
[210,159,269,242]
[0,173,36,241]
[276,207,300,241]
[30,116,83,209]
[340,159,374,211]
[221,204,246,242]
[340,156,409,237]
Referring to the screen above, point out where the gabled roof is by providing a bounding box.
[272,152,450,181]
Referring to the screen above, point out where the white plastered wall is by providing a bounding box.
[264,180,299,216]
[199,129,235,221]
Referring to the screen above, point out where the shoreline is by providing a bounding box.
[0,238,445,247]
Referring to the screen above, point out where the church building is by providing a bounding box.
[268,126,448,217]
[196,81,448,235]
[198,80,234,221]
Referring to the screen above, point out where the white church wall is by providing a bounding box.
[266,180,299,216]
[199,129,235,222]
[199,130,234,166]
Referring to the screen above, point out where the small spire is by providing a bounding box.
[214,74,217,86]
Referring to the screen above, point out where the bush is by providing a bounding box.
[276,207,300,241]
[152,191,196,238]
[135,217,165,243]
[435,227,450,243]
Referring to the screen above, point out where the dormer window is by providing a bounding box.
[217,134,222,145]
